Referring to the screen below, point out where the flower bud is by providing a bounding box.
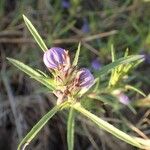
[113,90,130,105]
[43,47,70,70]
[75,68,94,89]
[118,93,129,105]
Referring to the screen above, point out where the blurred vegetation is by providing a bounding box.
[0,0,150,150]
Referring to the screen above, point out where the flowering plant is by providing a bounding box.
[7,15,150,150]
[43,47,94,104]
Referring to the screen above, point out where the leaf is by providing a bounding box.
[95,55,144,77]
[124,48,129,57]
[23,14,48,52]
[72,42,81,66]
[36,69,48,77]
[93,78,100,92]
[31,76,55,90]
[111,44,115,62]
[72,103,143,148]
[108,52,144,88]
[17,102,68,150]
[7,58,55,90]
[125,85,146,97]
[133,137,150,149]
[67,108,75,150]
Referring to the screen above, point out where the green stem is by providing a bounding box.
[67,108,75,150]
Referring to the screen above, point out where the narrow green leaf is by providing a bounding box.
[31,76,55,90]
[23,14,48,52]
[133,137,150,149]
[125,85,146,97]
[72,103,142,148]
[7,58,55,90]
[72,42,81,66]
[7,58,41,76]
[96,55,144,77]
[17,102,67,150]
[124,48,129,57]
[67,108,75,150]
[36,69,48,77]
[111,44,115,62]
[127,104,137,115]
[93,78,100,92]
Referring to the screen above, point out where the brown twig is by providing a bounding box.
[0,30,117,45]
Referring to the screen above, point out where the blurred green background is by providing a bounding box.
[0,0,150,150]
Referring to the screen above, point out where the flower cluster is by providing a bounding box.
[43,47,94,104]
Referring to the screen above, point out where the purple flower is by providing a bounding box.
[43,47,70,70]
[81,18,90,33]
[75,68,94,88]
[91,59,102,70]
[143,53,150,64]
[62,0,70,9]
[118,93,130,105]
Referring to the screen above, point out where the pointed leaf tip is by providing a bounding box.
[73,42,81,66]
[22,14,48,52]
